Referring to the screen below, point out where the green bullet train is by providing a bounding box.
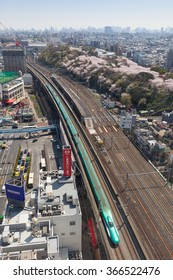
[46,82,120,245]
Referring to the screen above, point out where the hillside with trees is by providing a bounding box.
[38,45,173,113]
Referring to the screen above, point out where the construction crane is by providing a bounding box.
[0,22,20,46]
[0,21,11,37]
[0,22,7,31]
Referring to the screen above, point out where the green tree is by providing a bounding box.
[150,66,166,75]
[126,82,150,107]
[138,98,147,109]
[135,72,154,82]
[88,73,99,88]
[121,93,132,107]
[165,72,173,79]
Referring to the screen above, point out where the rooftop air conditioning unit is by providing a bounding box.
[48,205,52,210]
[73,198,79,206]
[42,210,47,216]
[48,210,53,215]
[58,204,62,210]
[67,194,73,202]
[48,193,54,201]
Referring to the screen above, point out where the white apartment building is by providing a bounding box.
[1,77,25,105]
[37,171,82,252]
[119,113,136,130]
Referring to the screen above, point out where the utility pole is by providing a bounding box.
[121,170,169,193]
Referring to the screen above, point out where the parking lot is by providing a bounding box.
[0,129,62,194]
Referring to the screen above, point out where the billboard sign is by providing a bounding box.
[63,145,72,177]
[5,183,25,202]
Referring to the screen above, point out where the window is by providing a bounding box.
[61,233,65,236]
[70,232,76,235]
[70,221,76,226]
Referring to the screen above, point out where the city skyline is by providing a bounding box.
[1,0,173,30]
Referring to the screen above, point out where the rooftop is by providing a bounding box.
[0,170,82,260]
[0,72,20,85]
[38,171,81,216]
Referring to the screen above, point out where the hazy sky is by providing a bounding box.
[1,0,173,30]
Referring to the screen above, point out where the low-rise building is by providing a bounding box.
[119,112,136,130]
[162,111,173,124]
[103,99,115,109]
[22,73,33,86]
[168,150,173,163]
[16,108,34,122]
[0,72,25,105]
[134,128,151,138]
[37,170,82,253]
[0,150,82,260]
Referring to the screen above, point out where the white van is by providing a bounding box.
[1,185,5,193]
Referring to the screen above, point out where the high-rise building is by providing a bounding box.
[2,47,26,74]
[165,49,173,71]
[104,26,113,34]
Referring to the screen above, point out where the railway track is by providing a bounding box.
[97,125,173,259]
[122,146,172,258]
[27,63,141,260]
[47,71,173,260]
[27,63,173,259]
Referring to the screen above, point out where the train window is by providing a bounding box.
[108,221,114,227]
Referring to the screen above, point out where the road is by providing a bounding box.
[0,138,21,217]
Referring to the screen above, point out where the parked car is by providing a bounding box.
[50,139,57,143]
[25,157,30,162]
[25,162,29,168]
[16,165,20,171]
[12,125,18,129]
[22,155,26,160]
[1,185,5,193]
[20,165,24,171]
[15,171,20,177]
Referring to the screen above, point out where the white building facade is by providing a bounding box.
[0,171,82,260]
[120,115,132,129]
[1,77,25,105]
[37,171,82,252]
